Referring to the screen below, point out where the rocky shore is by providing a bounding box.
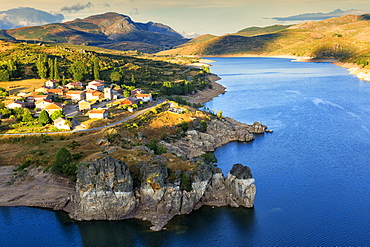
[68,118,265,230]
[70,156,256,231]
[182,73,226,104]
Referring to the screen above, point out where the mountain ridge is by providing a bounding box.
[1,12,189,53]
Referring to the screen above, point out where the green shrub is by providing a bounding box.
[201,152,218,164]
[146,138,167,155]
[51,147,75,176]
[200,120,207,132]
[180,172,192,192]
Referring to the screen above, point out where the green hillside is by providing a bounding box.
[158,14,370,69]
[236,24,292,36]
[1,12,189,54]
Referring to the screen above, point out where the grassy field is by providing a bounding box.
[0,79,45,95]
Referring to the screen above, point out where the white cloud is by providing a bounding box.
[0,7,64,29]
[60,2,93,13]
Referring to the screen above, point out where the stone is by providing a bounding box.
[163,117,261,159]
[70,157,256,231]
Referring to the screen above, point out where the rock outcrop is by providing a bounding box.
[161,117,267,159]
[70,156,256,231]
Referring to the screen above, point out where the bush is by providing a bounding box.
[200,120,207,132]
[180,172,192,192]
[201,152,218,164]
[146,138,167,155]
[51,147,75,176]
[180,121,189,132]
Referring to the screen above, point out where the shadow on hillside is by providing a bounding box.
[202,33,283,55]
[310,44,356,61]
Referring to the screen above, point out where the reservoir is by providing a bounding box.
[1,57,370,246]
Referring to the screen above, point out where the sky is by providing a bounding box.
[1,0,370,36]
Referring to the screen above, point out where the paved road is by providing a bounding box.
[1,100,164,136]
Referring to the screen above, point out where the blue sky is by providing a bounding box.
[1,0,370,36]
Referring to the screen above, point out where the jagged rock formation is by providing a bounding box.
[161,117,267,159]
[70,156,256,231]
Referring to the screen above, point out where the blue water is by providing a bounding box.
[1,57,370,246]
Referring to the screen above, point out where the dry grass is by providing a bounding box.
[0,79,45,95]
[0,102,210,172]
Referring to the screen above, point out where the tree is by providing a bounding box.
[160,81,173,95]
[123,89,130,98]
[200,120,207,132]
[38,110,52,125]
[202,65,210,74]
[51,147,73,175]
[53,58,60,80]
[50,110,65,121]
[21,108,34,122]
[61,75,67,85]
[0,70,10,82]
[68,61,89,81]
[181,121,189,132]
[110,71,123,83]
[36,54,48,79]
[131,74,136,85]
[93,57,100,80]
[48,58,54,79]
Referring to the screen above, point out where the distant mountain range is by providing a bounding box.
[158,14,370,63]
[0,12,189,53]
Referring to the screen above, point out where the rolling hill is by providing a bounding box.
[1,12,189,53]
[158,14,370,68]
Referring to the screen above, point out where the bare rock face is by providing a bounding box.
[70,157,136,221]
[70,157,256,231]
[163,117,266,159]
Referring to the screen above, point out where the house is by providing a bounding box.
[104,87,112,100]
[65,91,86,102]
[35,99,53,111]
[6,101,26,109]
[25,92,50,103]
[45,80,58,89]
[54,117,71,130]
[131,88,145,95]
[135,93,152,102]
[120,97,138,106]
[88,109,108,119]
[86,90,103,101]
[44,102,64,115]
[46,88,64,97]
[65,81,83,90]
[78,100,91,111]
[87,80,105,91]
[35,86,50,94]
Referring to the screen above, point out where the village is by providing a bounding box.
[3,79,153,132]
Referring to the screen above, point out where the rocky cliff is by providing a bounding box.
[70,156,256,231]
[161,117,267,159]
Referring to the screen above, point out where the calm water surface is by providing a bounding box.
[1,57,370,246]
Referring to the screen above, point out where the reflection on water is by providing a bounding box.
[76,207,256,246]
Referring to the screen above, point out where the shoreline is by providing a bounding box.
[198,55,370,83]
[183,73,226,104]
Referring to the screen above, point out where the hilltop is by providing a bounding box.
[1,12,189,54]
[159,14,370,69]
